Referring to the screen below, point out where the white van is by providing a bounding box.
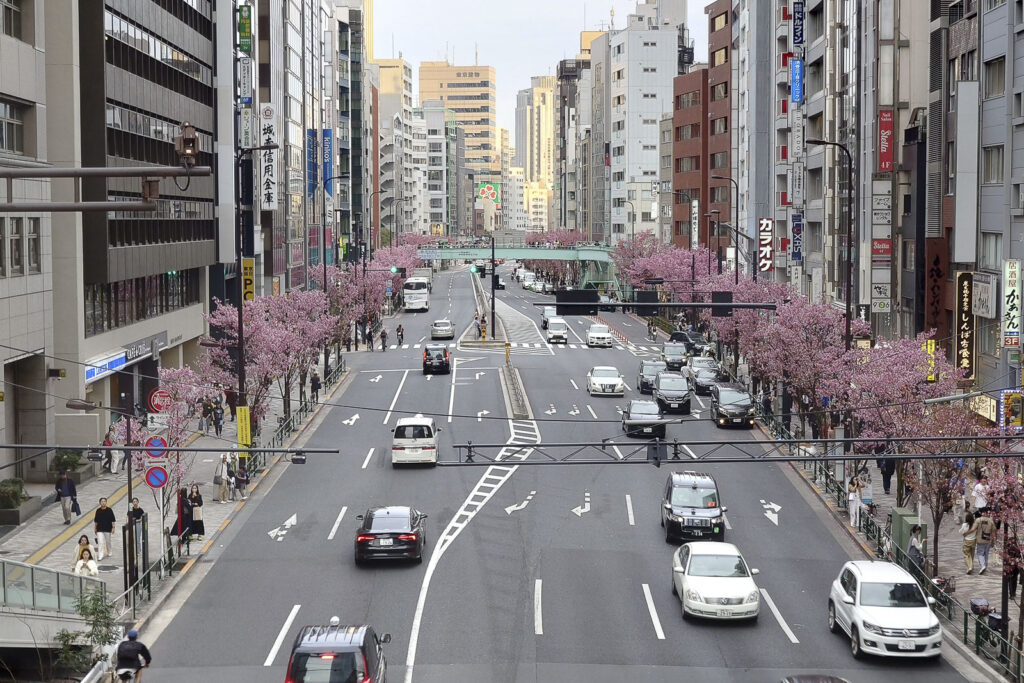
[390,415,440,466]
[521,272,536,288]
[546,317,569,344]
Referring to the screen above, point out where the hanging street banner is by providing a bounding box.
[758,218,774,272]
[690,199,700,249]
[791,59,804,103]
[790,213,803,262]
[1001,390,1024,431]
[242,257,256,301]
[238,5,252,53]
[878,110,894,172]
[322,129,334,198]
[955,271,975,380]
[924,339,937,383]
[259,104,278,210]
[477,182,502,209]
[1004,259,1021,347]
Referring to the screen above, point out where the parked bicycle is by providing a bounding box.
[930,575,957,620]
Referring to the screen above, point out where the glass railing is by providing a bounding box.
[1,557,106,614]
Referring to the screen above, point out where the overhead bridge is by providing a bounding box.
[417,246,616,288]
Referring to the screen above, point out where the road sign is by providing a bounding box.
[145,465,168,489]
[148,388,173,413]
[236,406,251,446]
[145,435,168,458]
[242,257,256,301]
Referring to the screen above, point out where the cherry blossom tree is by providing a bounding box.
[262,289,336,417]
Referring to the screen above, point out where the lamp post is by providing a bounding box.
[710,209,722,275]
[711,175,741,285]
[704,213,716,275]
[320,172,350,379]
[806,138,855,352]
[622,199,636,244]
[390,197,409,247]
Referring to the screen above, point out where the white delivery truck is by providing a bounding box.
[412,266,433,292]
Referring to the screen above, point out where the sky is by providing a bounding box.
[371,0,710,144]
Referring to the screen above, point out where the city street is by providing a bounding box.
[140,268,976,682]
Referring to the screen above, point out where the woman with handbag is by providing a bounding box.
[188,484,205,540]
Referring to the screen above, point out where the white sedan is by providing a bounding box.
[672,541,760,620]
[430,319,455,339]
[586,366,625,396]
[586,324,614,348]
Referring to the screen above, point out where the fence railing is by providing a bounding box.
[0,557,106,614]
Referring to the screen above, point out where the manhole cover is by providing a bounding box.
[98,564,119,572]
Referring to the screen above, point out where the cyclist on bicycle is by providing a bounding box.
[396,324,404,345]
[115,629,151,681]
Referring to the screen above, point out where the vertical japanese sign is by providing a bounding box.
[792,1,805,47]
[955,272,975,380]
[923,339,937,382]
[791,213,803,262]
[690,199,700,248]
[239,56,253,105]
[791,59,804,103]
[306,129,317,199]
[878,110,894,172]
[758,218,774,272]
[238,5,252,54]
[241,258,255,301]
[322,130,333,198]
[239,108,253,148]
[1004,259,1021,347]
[259,104,278,211]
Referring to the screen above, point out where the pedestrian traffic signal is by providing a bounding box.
[390,266,407,277]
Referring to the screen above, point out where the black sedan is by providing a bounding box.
[710,383,756,428]
[652,371,692,414]
[354,506,428,564]
[690,367,719,395]
[660,342,688,371]
[636,359,668,393]
[621,399,668,439]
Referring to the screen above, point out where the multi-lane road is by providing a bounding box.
[143,265,982,682]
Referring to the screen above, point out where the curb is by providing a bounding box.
[130,372,347,632]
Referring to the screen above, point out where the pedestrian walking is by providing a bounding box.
[128,497,145,522]
[173,487,193,540]
[907,524,926,573]
[310,371,322,403]
[950,474,967,523]
[973,474,989,513]
[201,398,213,433]
[101,426,115,473]
[188,484,205,540]
[54,472,77,525]
[474,318,482,338]
[93,497,116,561]
[73,534,95,569]
[215,454,231,503]
[975,511,996,574]
[225,390,237,421]
[73,548,99,577]
[380,328,388,351]
[878,458,896,496]
[961,511,979,574]
[1006,535,1022,599]
[212,400,225,437]
[235,464,250,500]
[847,475,865,528]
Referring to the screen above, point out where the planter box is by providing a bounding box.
[0,496,42,525]
[27,462,100,486]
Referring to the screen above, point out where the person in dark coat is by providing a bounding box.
[54,472,77,525]
[173,487,194,540]
[187,484,205,540]
[225,390,237,421]
[310,371,322,403]
[879,458,897,495]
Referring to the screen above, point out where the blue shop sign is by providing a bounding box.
[791,59,804,103]
[85,353,127,384]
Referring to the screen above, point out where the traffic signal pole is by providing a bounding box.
[490,236,497,338]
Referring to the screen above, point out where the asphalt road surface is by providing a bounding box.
[143,265,977,683]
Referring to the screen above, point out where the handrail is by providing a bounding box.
[0,557,106,614]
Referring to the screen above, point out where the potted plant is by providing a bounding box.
[48,448,99,484]
[0,477,41,525]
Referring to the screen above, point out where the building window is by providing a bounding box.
[984,56,1005,98]
[642,67,657,73]
[676,156,700,172]
[946,141,956,194]
[674,221,690,236]
[983,145,1004,183]
[808,222,823,252]
[710,152,729,169]
[0,98,26,154]
[84,269,202,337]
[1,0,20,39]
[711,82,728,101]
[26,217,39,273]
[676,91,701,108]
[902,239,916,271]
[712,47,729,67]
[0,217,5,276]
[986,0,1006,8]
[980,232,1002,270]
[711,117,728,135]
[8,216,23,275]
[661,154,671,168]
[710,186,729,203]
[712,12,728,31]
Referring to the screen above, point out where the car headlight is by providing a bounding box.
[667,512,684,522]
[861,621,884,635]
[928,624,941,636]
[684,589,704,603]
[746,591,759,604]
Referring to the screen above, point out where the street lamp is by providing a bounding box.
[806,138,855,351]
[710,209,722,275]
[622,199,636,244]
[390,197,409,247]
[703,213,716,275]
[711,175,741,285]
[321,171,350,380]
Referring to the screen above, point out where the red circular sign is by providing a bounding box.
[148,388,173,413]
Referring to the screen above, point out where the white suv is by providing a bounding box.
[828,560,941,659]
[586,324,614,347]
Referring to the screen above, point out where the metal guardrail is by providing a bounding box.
[0,557,106,613]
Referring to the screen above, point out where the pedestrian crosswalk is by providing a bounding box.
[380,341,661,353]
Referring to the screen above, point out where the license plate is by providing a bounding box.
[690,530,703,537]
[643,427,652,432]
[898,640,915,651]
[378,538,393,546]
[605,387,613,392]
[717,609,731,617]
[671,403,679,408]
[732,418,742,423]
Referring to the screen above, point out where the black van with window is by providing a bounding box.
[286,620,391,683]
[660,471,727,543]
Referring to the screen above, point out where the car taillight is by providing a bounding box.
[392,446,405,450]
[398,533,418,541]
[356,534,375,542]
[320,654,335,661]
[423,446,435,450]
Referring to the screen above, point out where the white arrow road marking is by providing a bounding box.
[570,379,579,390]
[327,506,348,540]
[342,414,360,426]
[545,404,557,415]
[642,584,666,640]
[361,448,375,469]
[760,499,781,525]
[534,579,544,635]
[477,410,490,422]
[268,514,298,542]
[723,513,732,530]
[762,500,782,513]
[691,410,701,418]
[569,405,580,416]
[369,375,383,383]
[383,369,409,424]
[425,375,432,381]
[625,494,635,526]
[587,405,597,419]
[264,604,301,666]
[760,588,799,643]
[505,490,537,515]
[764,511,778,525]
[572,491,591,517]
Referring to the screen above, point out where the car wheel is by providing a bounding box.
[850,627,864,660]
[671,577,677,596]
[354,552,363,566]
[827,601,839,634]
[681,600,691,621]
[665,528,673,543]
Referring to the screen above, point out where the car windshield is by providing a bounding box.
[691,358,717,369]
[394,425,433,439]
[544,308,556,316]
[592,368,620,379]
[663,344,686,355]
[288,652,358,683]
[642,363,667,377]
[658,377,689,391]
[367,513,412,532]
[589,325,609,334]
[670,486,720,508]
[695,369,716,379]
[433,321,451,328]
[859,582,927,608]
[687,554,749,578]
[404,281,428,291]
[689,335,708,345]
[719,389,750,406]
[631,402,660,415]
[549,322,566,331]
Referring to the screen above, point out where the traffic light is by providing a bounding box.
[390,266,407,277]
[469,265,478,273]
[492,273,500,289]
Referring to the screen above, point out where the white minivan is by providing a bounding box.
[390,415,440,466]
[546,317,569,344]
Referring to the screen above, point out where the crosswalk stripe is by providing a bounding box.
[390,344,397,349]
[413,344,421,348]
[402,344,410,349]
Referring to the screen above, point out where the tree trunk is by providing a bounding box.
[931,508,943,578]
[283,376,292,419]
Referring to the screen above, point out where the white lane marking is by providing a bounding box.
[683,445,697,459]
[566,323,585,344]
[264,604,301,666]
[760,588,800,643]
[723,513,732,530]
[587,405,598,419]
[570,379,579,390]
[448,360,458,423]
[413,343,421,349]
[419,336,426,342]
[382,370,410,424]
[694,395,706,409]
[641,584,666,640]
[612,446,625,460]
[327,506,348,541]
[534,579,544,635]
[361,448,375,469]
[625,494,635,526]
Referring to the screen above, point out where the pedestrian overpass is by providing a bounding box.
[0,557,105,649]
[417,245,616,289]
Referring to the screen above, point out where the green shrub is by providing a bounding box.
[51,449,83,473]
[0,478,28,509]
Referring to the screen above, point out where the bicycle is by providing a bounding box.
[931,575,957,620]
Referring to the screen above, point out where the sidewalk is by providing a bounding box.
[0,352,347,614]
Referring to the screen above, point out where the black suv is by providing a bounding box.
[660,471,727,542]
[286,620,391,682]
[422,344,451,374]
[636,359,668,393]
[710,382,756,428]
[660,342,688,371]
[652,371,692,414]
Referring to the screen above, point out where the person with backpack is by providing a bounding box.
[212,400,225,436]
[975,511,997,575]
[380,327,388,351]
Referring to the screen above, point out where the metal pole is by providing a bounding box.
[235,154,248,435]
[491,235,496,337]
[623,200,636,244]
[322,171,329,380]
